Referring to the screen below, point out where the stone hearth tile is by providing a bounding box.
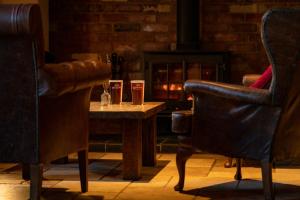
[167,176,207,191]
[88,152,106,160]
[44,166,100,181]
[89,160,121,173]
[155,153,163,159]
[158,159,176,168]
[49,181,83,192]
[42,180,62,188]
[241,167,262,180]
[273,167,300,175]
[140,160,170,177]
[149,175,173,186]
[185,167,211,177]
[187,178,239,199]
[153,166,178,176]
[130,175,173,188]
[272,173,300,184]
[208,170,237,179]
[194,154,227,160]
[100,171,124,182]
[21,179,61,189]
[194,196,211,200]
[100,163,130,182]
[75,191,118,200]
[116,186,195,200]
[186,158,215,168]
[165,158,215,168]
[46,181,121,200]
[43,168,82,181]
[0,163,22,174]
[169,176,238,190]
[157,153,176,161]
[0,163,18,172]
[0,173,23,184]
[157,166,211,177]
[82,181,131,193]
[101,153,122,160]
[0,184,30,200]
[44,158,121,181]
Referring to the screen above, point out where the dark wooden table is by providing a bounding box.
[89,102,166,180]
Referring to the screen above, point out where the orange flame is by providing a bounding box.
[162,84,182,91]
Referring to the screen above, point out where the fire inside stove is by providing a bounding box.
[152,63,215,100]
[162,84,182,91]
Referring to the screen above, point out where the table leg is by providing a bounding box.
[142,115,157,166]
[122,119,142,180]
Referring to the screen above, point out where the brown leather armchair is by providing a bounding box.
[0,4,111,200]
[172,8,300,200]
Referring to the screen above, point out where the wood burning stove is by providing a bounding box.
[144,51,230,107]
[143,0,230,134]
[143,51,230,134]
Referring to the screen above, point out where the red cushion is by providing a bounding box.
[249,65,272,89]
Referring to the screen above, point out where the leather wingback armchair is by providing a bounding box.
[0,4,111,200]
[173,8,300,200]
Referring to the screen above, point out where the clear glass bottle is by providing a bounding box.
[101,82,111,106]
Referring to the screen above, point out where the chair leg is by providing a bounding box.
[234,158,242,180]
[261,160,274,200]
[224,157,233,168]
[174,146,193,191]
[78,149,88,193]
[30,164,43,200]
[22,163,30,181]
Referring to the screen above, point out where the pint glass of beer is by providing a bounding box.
[109,80,123,104]
[131,80,144,105]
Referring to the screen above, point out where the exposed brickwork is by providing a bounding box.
[49,0,300,83]
[201,0,297,82]
[49,0,175,86]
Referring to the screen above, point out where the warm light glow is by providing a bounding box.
[187,95,193,101]
[162,84,168,91]
[161,84,183,91]
[170,84,175,91]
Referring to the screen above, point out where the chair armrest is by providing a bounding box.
[185,80,271,105]
[172,110,192,135]
[242,74,261,87]
[39,60,111,97]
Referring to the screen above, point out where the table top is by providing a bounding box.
[89,101,166,119]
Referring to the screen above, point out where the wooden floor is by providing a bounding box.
[1,152,300,200]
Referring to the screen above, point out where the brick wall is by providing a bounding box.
[49,0,300,83]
